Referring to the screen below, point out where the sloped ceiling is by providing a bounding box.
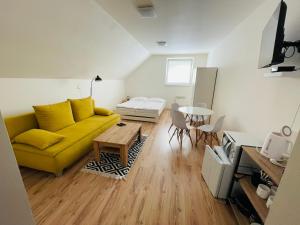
[96,0,265,54]
[0,0,149,79]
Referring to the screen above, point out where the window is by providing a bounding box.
[165,58,194,86]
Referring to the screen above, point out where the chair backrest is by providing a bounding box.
[170,102,180,120]
[211,115,225,132]
[171,102,179,111]
[172,111,188,130]
[194,102,207,108]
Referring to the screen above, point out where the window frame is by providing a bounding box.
[165,57,194,86]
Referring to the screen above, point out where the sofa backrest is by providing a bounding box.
[4,113,38,140]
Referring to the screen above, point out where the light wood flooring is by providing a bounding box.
[21,110,237,225]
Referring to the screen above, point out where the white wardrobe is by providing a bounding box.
[193,67,218,109]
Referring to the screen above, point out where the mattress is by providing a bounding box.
[116,97,166,118]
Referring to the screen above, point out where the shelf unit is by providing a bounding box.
[229,199,249,225]
[243,147,284,186]
[230,146,285,224]
[239,176,269,223]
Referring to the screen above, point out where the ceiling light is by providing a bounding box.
[135,0,156,18]
[137,6,156,18]
[157,41,167,47]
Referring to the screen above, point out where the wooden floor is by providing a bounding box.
[21,110,237,225]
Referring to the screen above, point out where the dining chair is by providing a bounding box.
[169,110,193,148]
[197,115,225,147]
[168,102,180,133]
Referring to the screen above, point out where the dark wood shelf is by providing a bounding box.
[229,199,250,225]
[239,176,269,223]
[243,146,284,186]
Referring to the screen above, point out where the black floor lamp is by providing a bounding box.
[90,75,102,97]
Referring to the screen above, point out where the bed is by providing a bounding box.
[116,97,166,123]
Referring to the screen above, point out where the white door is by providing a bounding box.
[193,67,218,109]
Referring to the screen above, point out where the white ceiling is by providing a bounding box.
[96,0,265,54]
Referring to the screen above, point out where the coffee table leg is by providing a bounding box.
[120,145,128,166]
[93,142,100,162]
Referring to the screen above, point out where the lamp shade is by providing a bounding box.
[90,75,102,96]
[95,75,102,81]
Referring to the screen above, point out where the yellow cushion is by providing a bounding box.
[69,97,95,122]
[14,129,64,150]
[94,107,113,116]
[33,101,75,132]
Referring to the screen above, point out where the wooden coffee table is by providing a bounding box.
[93,122,142,166]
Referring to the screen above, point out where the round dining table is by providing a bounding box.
[178,106,214,119]
[178,106,214,144]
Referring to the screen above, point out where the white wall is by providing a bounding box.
[207,0,300,141]
[125,54,208,107]
[0,0,149,79]
[0,78,125,117]
[0,112,35,225]
[207,0,300,223]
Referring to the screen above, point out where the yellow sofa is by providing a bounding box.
[5,109,120,176]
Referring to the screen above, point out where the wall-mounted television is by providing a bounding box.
[258,1,300,71]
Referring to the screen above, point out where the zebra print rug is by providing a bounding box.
[82,136,147,179]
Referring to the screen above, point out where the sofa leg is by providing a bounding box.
[55,171,63,177]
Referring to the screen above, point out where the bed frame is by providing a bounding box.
[121,115,160,123]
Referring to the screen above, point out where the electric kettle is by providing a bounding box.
[260,132,293,161]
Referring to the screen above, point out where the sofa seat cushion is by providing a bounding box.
[12,114,120,158]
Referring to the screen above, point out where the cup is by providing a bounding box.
[270,186,277,196]
[266,195,275,208]
[256,184,270,199]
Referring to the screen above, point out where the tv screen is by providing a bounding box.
[258,1,287,68]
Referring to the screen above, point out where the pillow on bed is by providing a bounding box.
[148,98,165,103]
[130,97,148,101]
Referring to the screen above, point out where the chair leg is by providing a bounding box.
[213,133,220,145]
[203,132,208,144]
[199,131,204,140]
[168,123,173,133]
[180,130,183,149]
[185,114,191,121]
[187,130,193,146]
[169,128,177,143]
[195,129,198,146]
[177,129,183,149]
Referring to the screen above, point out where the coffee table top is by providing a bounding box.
[94,122,142,145]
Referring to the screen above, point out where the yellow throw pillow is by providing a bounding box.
[94,107,113,116]
[68,97,95,122]
[33,101,75,131]
[14,129,64,150]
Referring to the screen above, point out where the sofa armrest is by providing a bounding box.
[94,107,114,116]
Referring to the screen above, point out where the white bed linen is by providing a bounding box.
[116,98,166,118]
